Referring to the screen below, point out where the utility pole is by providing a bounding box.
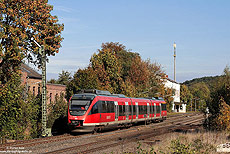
[195,99,196,112]
[40,45,47,137]
[190,98,192,111]
[32,38,47,137]
[173,42,176,82]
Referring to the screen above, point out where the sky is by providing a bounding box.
[46,0,230,83]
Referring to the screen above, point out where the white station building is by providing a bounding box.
[163,78,186,113]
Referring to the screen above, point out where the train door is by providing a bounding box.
[125,102,129,120]
[130,101,133,122]
[114,101,118,121]
[160,103,162,117]
[135,102,138,119]
[147,103,150,118]
[154,103,156,118]
[150,103,153,119]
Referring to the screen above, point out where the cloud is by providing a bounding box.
[47,58,88,74]
[54,6,75,13]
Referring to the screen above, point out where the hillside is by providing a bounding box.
[182,75,223,92]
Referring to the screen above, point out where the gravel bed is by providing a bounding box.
[1,113,202,154]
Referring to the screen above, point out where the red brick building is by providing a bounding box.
[21,63,66,104]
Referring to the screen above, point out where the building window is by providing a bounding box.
[33,86,35,96]
[38,86,40,95]
[50,93,52,103]
[28,86,30,92]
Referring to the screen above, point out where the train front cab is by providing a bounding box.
[68,94,132,133]
[68,93,97,132]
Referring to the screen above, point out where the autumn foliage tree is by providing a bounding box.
[67,42,172,111]
[0,0,64,84]
[215,98,230,130]
[90,44,122,93]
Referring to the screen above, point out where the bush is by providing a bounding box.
[169,137,194,154]
[132,135,216,154]
[24,94,42,139]
[47,93,68,135]
[215,98,230,130]
[0,72,25,140]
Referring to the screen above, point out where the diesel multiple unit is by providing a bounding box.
[68,89,167,132]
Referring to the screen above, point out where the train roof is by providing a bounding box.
[78,89,127,98]
[80,89,111,95]
[72,89,166,101]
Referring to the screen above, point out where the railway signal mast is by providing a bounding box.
[31,38,47,137]
[173,42,176,82]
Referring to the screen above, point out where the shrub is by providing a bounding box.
[47,93,68,135]
[215,98,230,131]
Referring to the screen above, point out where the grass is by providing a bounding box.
[115,130,229,154]
[134,131,229,154]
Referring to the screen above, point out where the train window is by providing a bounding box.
[139,105,142,115]
[133,104,136,115]
[144,105,147,114]
[107,101,115,113]
[156,106,161,114]
[91,102,99,114]
[129,105,132,115]
[138,105,142,115]
[150,105,153,114]
[139,105,147,115]
[90,101,102,114]
[119,105,125,116]
[101,101,107,113]
[161,104,167,111]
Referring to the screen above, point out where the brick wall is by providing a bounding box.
[47,83,66,105]
[21,71,66,104]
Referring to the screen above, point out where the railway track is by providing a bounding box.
[0,112,203,154]
[42,113,204,154]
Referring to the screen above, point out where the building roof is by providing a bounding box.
[166,78,180,84]
[21,63,42,79]
[47,83,66,87]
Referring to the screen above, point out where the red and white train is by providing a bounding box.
[68,89,167,132]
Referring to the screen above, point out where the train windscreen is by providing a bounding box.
[69,99,91,116]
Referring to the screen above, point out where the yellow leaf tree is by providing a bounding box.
[0,0,64,84]
[215,98,230,130]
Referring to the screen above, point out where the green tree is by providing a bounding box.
[180,84,193,111]
[66,67,98,101]
[189,82,210,111]
[90,43,123,94]
[56,70,72,85]
[47,78,57,84]
[189,82,210,100]
[206,66,230,130]
[47,93,67,134]
[0,71,25,139]
[0,0,63,139]
[22,93,42,139]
